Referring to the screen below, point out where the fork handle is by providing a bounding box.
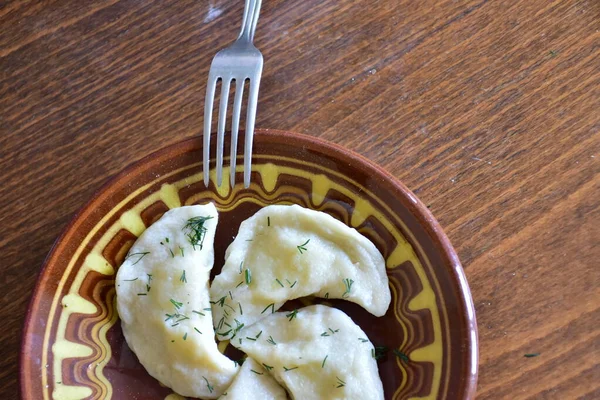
[237,0,262,43]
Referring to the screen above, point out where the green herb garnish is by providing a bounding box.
[283,366,298,372]
[126,251,150,266]
[183,332,187,340]
[123,278,138,281]
[183,216,213,250]
[342,278,354,298]
[275,278,284,287]
[322,355,328,368]
[372,346,388,360]
[267,336,277,345]
[297,239,310,254]
[267,216,271,226]
[180,270,187,283]
[336,376,346,388]
[393,349,410,363]
[358,338,369,343]
[245,269,252,284]
[194,327,202,334]
[210,296,227,307]
[286,309,298,321]
[524,353,540,358]
[170,299,183,309]
[202,376,214,393]
[193,310,205,316]
[169,248,175,258]
[250,369,264,375]
[238,302,243,315]
[261,303,275,314]
[262,363,274,371]
[179,246,184,257]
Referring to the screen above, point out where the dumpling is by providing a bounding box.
[116,204,238,398]
[219,357,288,400]
[231,304,384,400]
[210,204,390,340]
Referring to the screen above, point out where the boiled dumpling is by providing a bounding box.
[231,304,384,400]
[219,357,288,400]
[210,204,390,340]
[116,204,238,398]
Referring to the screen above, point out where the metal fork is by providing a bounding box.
[203,0,263,188]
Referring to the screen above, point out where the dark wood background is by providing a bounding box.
[1,0,598,398]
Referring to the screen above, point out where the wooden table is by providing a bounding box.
[1,0,598,398]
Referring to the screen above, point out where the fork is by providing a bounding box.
[203,0,263,188]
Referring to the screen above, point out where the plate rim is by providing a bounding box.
[20,129,478,399]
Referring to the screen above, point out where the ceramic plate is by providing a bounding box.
[21,130,478,399]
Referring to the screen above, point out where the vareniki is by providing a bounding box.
[116,204,238,399]
[210,204,391,340]
[233,305,385,400]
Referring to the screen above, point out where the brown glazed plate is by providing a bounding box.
[21,129,478,400]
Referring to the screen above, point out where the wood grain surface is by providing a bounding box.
[1,0,598,398]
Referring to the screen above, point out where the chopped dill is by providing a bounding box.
[170,299,183,309]
[322,355,328,368]
[336,376,346,388]
[192,310,205,316]
[342,278,354,298]
[126,251,150,266]
[358,338,369,343]
[179,246,184,257]
[393,349,410,363]
[137,293,147,296]
[255,330,263,339]
[372,346,388,360]
[250,369,263,375]
[283,366,298,372]
[194,327,202,334]
[297,239,310,254]
[238,302,243,315]
[183,216,213,250]
[202,376,214,393]
[286,309,298,321]
[239,261,243,274]
[262,363,274,371]
[261,303,275,314]
[180,270,187,283]
[267,216,271,226]
[236,281,244,288]
[245,269,252,284]
[267,336,277,345]
[275,278,284,287]
[123,278,138,281]
[290,280,297,288]
[169,248,175,258]
[210,296,227,307]
[183,332,187,340]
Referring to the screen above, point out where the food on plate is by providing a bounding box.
[116,204,238,399]
[209,204,390,340]
[232,304,385,400]
[219,357,288,400]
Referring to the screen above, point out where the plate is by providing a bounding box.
[21,129,478,399]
